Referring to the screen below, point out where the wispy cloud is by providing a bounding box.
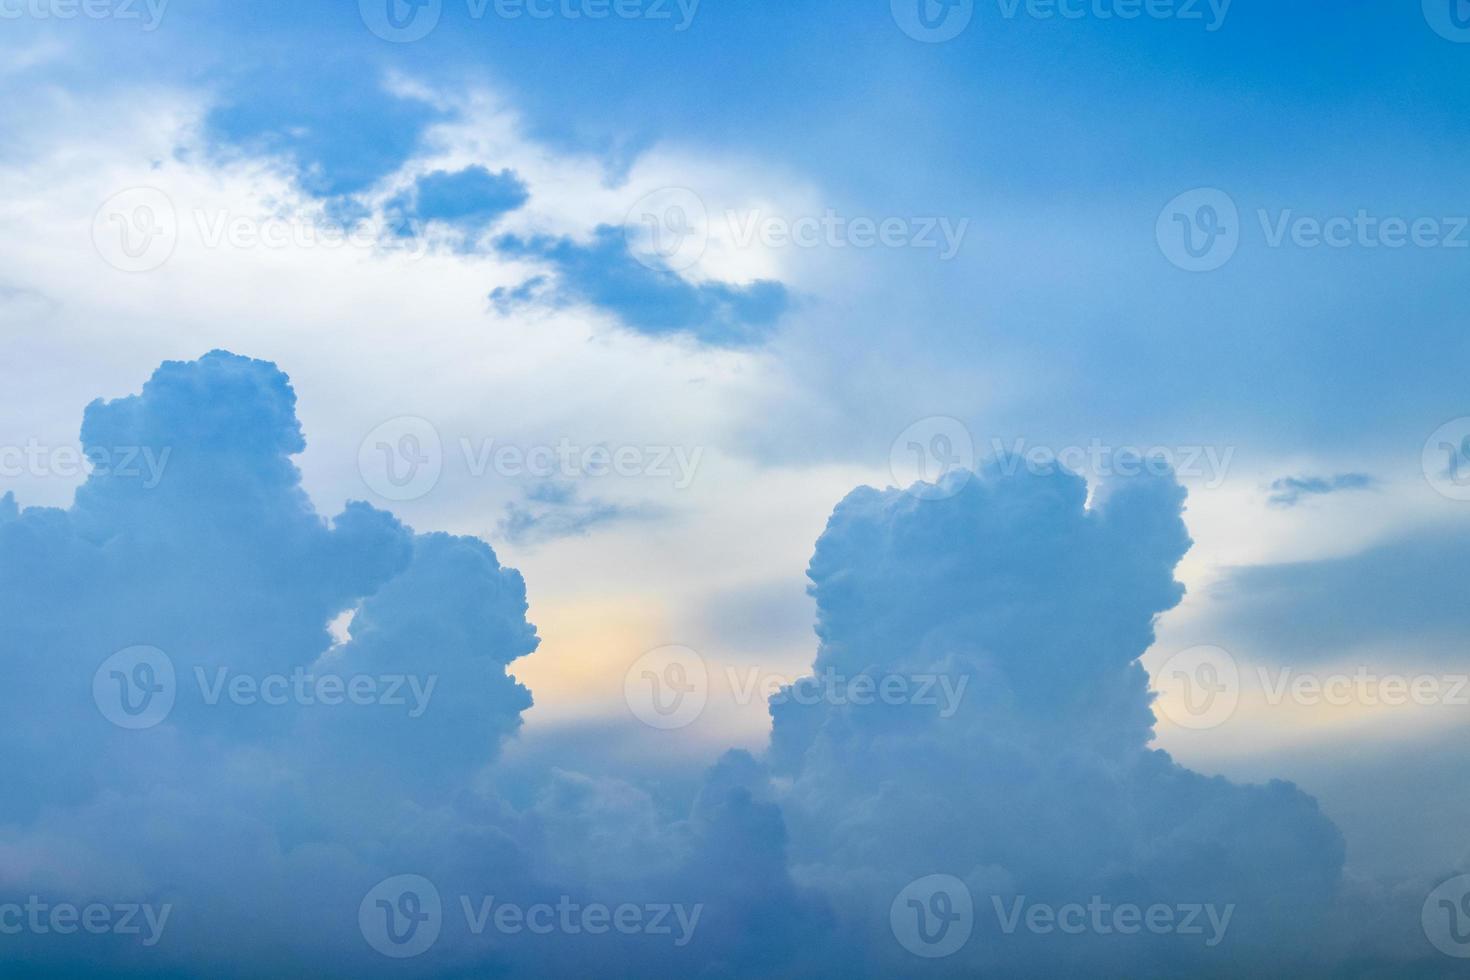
[1267,472,1377,508]
[496,479,664,546]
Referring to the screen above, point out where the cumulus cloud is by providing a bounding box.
[766,463,1349,976]
[0,351,814,978]
[0,354,1456,977]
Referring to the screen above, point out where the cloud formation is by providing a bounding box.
[494,227,790,347]
[0,351,816,977]
[766,463,1348,975]
[495,479,661,547]
[0,355,1456,977]
[1267,473,1377,508]
[386,164,529,241]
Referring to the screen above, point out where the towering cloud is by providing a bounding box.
[768,463,1347,976]
[0,351,822,978]
[0,355,1430,977]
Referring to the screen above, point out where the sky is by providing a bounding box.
[1,1,1469,976]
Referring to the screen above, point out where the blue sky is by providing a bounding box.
[2,1,1470,976]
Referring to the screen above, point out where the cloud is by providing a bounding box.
[207,71,448,198]
[1202,528,1470,663]
[1267,473,1378,508]
[386,165,529,240]
[766,462,1348,975]
[0,352,1454,976]
[494,227,790,347]
[495,479,663,547]
[0,351,819,977]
